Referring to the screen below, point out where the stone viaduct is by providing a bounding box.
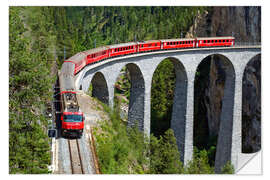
[73,46,261,172]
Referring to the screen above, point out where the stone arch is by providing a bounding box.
[194,53,236,172]
[113,63,146,131]
[151,57,188,161]
[241,53,261,153]
[90,72,109,105]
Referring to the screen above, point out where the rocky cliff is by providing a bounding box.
[188,7,261,153]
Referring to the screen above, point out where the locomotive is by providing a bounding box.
[59,62,84,137]
[57,37,234,138]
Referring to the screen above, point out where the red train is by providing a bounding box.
[59,63,85,138]
[65,37,235,75]
[58,37,234,138]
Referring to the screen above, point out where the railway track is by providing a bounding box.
[67,139,84,174]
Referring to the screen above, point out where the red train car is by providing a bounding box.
[64,52,87,75]
[84,46,109,65]
[67,37,235,76]
[137,40,161,52]
[108,42,138,57]
[196,37,235,48]
[162,38,196,49]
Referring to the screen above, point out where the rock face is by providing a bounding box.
[204,56,225,137]
[187,7,261,43]
[242,55,261,152]
[189,7,261,153]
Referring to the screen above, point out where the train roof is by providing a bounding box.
[137,40,161,44]
[59,62,76,91]
[65,52,87,64]
[161,38,196,42]
[196,36,235,40]
[82,46,109,55]
[62,92,80,112]
[108,42,137,49]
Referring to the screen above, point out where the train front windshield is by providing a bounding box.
[64,115,83,122]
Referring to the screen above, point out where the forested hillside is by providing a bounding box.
[54,7,206,62]
[9,7,57,173]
